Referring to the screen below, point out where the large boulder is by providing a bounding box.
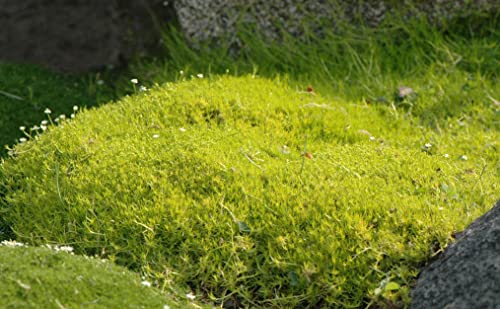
[410,199,500,309]
[174,0,498,44]
[0,1,176,73]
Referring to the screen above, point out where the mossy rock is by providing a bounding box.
[0,75,497,307]
[0,243,186,308]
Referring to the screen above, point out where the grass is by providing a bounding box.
[0,12,498,308]
[133,15,498,99]
[0,62,119,157]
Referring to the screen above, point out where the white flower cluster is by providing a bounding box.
[45,244,74,254]
[0,240,26,247]
[16,106,80,146]
[0,241,74,255]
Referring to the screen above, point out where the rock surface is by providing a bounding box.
[410,199,500,309]
[1,1,498,72]
[0,1,176,73]
[173,0,498,44]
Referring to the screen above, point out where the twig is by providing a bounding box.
[299,135,308,175]
[0,90,24,101]
[241,151,263,170]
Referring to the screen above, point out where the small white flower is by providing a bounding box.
[59,114,66,119]
[186,292,196,300]
[196,73,204,78]
[131,78,139,84]
[424,143,432,149]
[97,80,104,85]
[57,246,74,253]
[139,85,148,92]
[460,155,468,161]
[31,125,40,131]
[153,134,160,139]
[179,70,184,75]
[280,145,290,154]
[54,118,60,123]
[443,154,449,158]
[141,281,152,287]
[71,114,75,119]
[46,244,74,253]
[44,108,52,114]
[369,136,376,141]
[73,105,78,112]
[163,305,171,309]
[179,127,186,132]
[19,137,27,143]
[41,120,48,125]
[19,126,26,131]
[40,125,47,131]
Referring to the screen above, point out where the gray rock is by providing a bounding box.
[410,199,500,309]
[0,1,176,73]
[173,0,388,44]
[173,0,498,44]
[1,1,498,73]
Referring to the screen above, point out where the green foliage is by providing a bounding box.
[0,62,115,156]
[0,243,192,308]
[0,9,498,308]
[1,75,497,307]
[133,14,498,94]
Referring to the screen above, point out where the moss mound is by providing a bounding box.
[0,242,182,308]
[1,76,498,307]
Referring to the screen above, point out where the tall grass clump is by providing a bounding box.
[1,75,497,307]
[133,12,498,93]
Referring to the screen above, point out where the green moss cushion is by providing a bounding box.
[1,76,497,307]
[0,242,179,308]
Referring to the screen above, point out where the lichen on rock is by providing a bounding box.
[173,0,498,45]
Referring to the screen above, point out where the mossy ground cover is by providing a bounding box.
[0,62,118,157]
[0,13,498,309]
[0,241,195,308]
[1,72,498,307]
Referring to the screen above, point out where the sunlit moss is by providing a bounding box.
[1,75,497,307]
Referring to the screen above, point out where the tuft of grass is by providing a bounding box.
[131,14,498,93]
[0,241,200,308]
[1,75,497,307]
